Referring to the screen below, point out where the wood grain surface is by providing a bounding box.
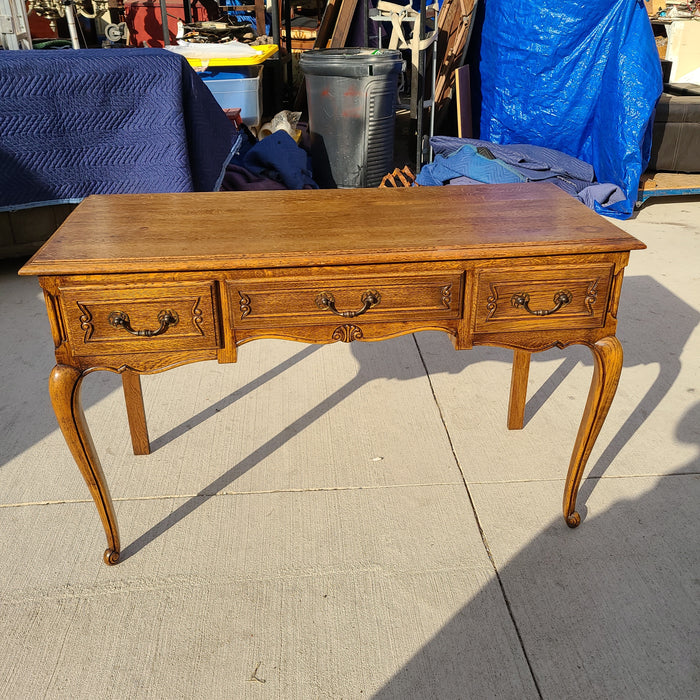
[19,184,645,276]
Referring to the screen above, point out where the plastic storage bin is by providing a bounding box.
[167,45,277,129]
[299,48,403,188]
[200,67,262,127]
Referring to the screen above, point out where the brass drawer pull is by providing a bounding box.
[108,309,179,337]
[315,289,381,318]
[510,290,572,316]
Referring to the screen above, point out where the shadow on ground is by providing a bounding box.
[112,274,698,562]
[373,401,700,698]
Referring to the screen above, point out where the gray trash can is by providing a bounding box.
[300,48,403,189]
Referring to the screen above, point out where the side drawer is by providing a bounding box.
[226,271,463,328]
[474,263,614,332]
[59,281,220,356]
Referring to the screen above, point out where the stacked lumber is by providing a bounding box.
[434,0,478,127]
[314,0,359,49]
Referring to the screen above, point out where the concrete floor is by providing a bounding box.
[0,194,698,699]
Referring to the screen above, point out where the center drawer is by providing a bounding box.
[226,270,464,328]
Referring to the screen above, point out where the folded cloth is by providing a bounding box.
[432,136,595,182]
[0,48,239,211]
[415,144,525,186]
[576,183,627,210]
[237,131,318,190]
[219,164,287,191]
[427,137,626,212]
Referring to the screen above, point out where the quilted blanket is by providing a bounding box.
[419,137,626,214]
[0,48,239,211]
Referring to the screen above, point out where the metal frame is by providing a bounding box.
[0,0,32,49]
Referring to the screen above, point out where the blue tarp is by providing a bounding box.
[476,0,662,218]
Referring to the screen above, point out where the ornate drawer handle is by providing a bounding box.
[510,290,573,316]
[315,289,381,318]
[108,309,179,337]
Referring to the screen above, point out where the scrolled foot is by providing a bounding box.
[566,512,581,528]
[104,548,120,565]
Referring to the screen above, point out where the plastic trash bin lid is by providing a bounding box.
[299,48,403,78]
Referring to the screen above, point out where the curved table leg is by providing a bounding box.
[49,364,121,565]
[563,336,623,528]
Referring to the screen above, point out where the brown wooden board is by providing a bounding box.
[314,0,342,49]
[454,64,472,138]
[639,172,700,202]
[434,0,478,128]
[329,0,359,48]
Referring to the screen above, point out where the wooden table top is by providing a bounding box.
[20,184,646,276]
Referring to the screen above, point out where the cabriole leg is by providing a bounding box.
[49,364,121,565]
[563,336,623,528]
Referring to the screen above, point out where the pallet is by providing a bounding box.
[638,172,700,203]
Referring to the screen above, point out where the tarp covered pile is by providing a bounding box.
[474,0,663,218]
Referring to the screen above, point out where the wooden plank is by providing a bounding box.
[329,0,359,48]
[315,0,342,49]
[454,64,472,138]
[639,172,700,201]
[434,0,478,128]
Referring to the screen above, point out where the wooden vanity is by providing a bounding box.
[19,183,646,564]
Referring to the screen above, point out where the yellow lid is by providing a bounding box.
[185,44,278,67]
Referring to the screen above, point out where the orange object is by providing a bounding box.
[379,166,417,187]
[223,108,242,127]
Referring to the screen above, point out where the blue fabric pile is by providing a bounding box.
[221,128,318,191]
[0,48,239,211]
[417,137,626,211]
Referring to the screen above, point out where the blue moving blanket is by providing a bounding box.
[419,137,626,212]
[0,48,240,211]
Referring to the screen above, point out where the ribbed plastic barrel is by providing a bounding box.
[300,48,403,188]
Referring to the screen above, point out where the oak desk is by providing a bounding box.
[20,184,645,565]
